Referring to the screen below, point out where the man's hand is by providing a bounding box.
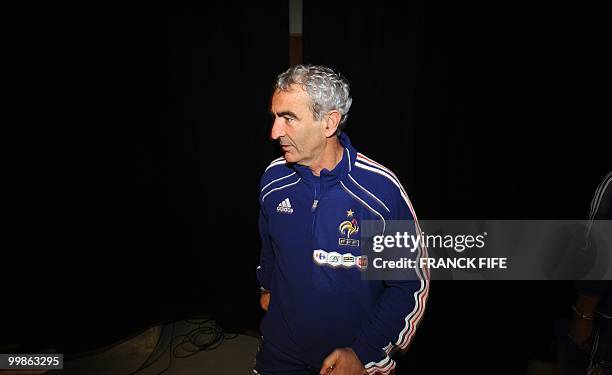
[260,291,270,311]
[320,348,366,375]
[568,294,599,348]
[569,315,593,348]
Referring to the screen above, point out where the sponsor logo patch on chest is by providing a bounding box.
[313,249,367,270]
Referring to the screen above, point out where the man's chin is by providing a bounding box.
[282,150,298,163]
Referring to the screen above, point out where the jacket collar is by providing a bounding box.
[292,132,357,189]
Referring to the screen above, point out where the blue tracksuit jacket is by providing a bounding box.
[256,133,429,374]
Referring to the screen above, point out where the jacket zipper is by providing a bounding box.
[311,184,319,236]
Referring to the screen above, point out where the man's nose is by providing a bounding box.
[270,119,285,140]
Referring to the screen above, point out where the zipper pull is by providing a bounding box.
[311,199,319,212]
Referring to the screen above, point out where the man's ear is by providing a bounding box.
[324,110,342,138]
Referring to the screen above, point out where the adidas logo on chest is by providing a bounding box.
[276,198,294,214]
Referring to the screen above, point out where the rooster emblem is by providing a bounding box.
[339,218,359,238]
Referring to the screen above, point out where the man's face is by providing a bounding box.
[270,84,326,165]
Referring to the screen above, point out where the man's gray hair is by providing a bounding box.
[275,64,352,136]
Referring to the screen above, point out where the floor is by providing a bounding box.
[0,319,563,375]
[32,319,259,375]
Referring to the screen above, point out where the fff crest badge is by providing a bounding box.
[338,209,360,247]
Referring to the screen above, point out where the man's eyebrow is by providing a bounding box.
[272,111,300,120]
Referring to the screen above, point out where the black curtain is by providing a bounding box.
[3,0,287,352]
[304,2,608,373]
[304,3,608,220]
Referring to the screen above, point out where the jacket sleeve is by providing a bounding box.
[256,205,275,292]
[576,172,612,300]
[351,186,429,374]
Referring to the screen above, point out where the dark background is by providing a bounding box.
[2,1,608,373]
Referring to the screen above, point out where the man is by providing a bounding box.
[566,171,612,374]
[255,65,429,375]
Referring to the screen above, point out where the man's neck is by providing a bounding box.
[309,138,344,177]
